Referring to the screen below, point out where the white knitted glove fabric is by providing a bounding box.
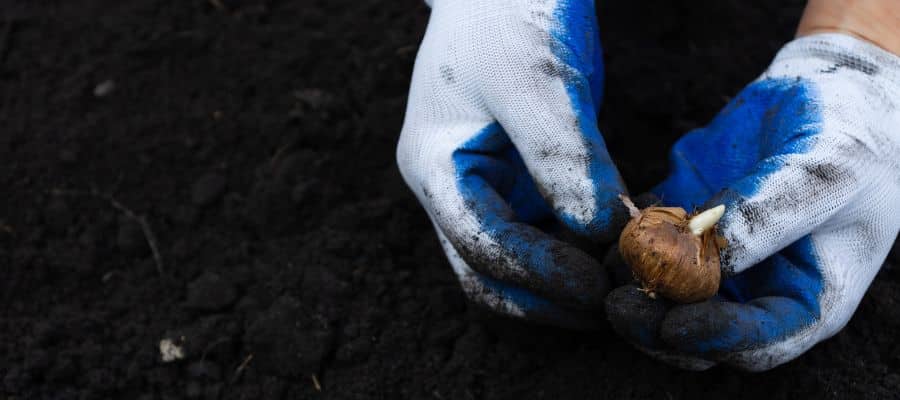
[606,33,900,371]
[397,0,628,327]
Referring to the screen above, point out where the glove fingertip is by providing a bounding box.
[661,296,820,357]
[605,285,669,349]
[540,236,611,307]
[660,302,727,355]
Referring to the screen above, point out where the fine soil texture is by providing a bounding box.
[2,1,899,399]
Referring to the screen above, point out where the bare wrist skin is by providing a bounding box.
[797,0,900,56]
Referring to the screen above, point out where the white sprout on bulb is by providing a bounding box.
[687,205,725,236]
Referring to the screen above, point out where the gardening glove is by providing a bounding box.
[397,0,628,328]
[606,33,900,371]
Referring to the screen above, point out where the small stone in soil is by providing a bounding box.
[93,79,116,97]
[159,338,185,362]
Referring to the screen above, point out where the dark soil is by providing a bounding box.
[2,1,899,399]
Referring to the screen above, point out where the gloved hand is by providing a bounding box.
[606,33,900,371]
[397,0,628,328]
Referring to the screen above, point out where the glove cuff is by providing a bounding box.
[774,33,900,90]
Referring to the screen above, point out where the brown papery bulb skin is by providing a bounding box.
[618,207,721,303]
